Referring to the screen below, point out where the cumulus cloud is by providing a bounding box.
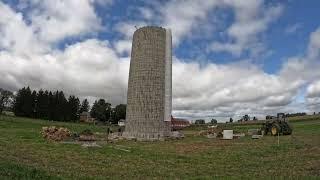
[113,21,147,55]
[172,58,302,119]
[159,0,219,45]
[0,2,48,55]
[1,0,320,121]
[307,81,320,98]
[115,0,283,58]
[210,0,283,57]
[0,39,130,104]
[114,0,219,52]
[308,28,320,59]
[306,80,320,112]
[27,0,103,44]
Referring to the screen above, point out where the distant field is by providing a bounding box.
[0,115,319,179]
[288,114,320,122]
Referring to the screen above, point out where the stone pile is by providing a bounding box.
[170,131,184,139]
[198,126,223,138]
[41,126,71,141]
[79,129,96,141]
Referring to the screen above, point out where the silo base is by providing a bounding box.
[122,131,171,141]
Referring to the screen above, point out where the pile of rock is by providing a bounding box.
[170,131,185,139]
[41,126,71,141]
[79,129,96,141]
[198,126,223,138]
[108,132,125,141]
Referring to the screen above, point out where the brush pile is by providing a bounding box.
[79,129,96,141]
[41,126,71,141]
[198,126,223,138]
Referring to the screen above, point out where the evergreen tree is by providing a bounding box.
[48,91,55,120]
[31,90,37,118]
[90,100,98,118]
[67,95,80,122]
[13,87,24,116]
[12,87,84,123]
[21,87,33,117]
[43,90,49,119]
[37,90,49,119]
[55,91,67,121]
[79,99,90,113]
[13,87,33,117]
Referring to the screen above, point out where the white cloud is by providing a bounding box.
[113,21,147,54]
[27,0,103,44]
[114,40,132,55]
[307,81,320,98]
[116,0,283,58]
[285,23,302,34]
[172,58,301,119]
[1,1,320,121]
[159,0,219,45]
[308,28,320,59]
[0,39,130,105]
[0,2,48,55]
[210,0,283,57]
[114,0,220,48]
[138,7,154,20]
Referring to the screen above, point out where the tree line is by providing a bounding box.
[1,87,126,124]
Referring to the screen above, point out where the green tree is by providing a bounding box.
[90,99,111,122]
[13,87,33,117]
[110,104,126,124]
[195,119,205,124]
[13,87,24,116]
[22,87,33,117]
[79,99,90,113]
[37,90,49,119]
[48,91,55,120]
[31,90,37,118]
[51,91,67,121]
[90,100,98,119]
[67,95,80,122]
[211,119,217,124]
[57,91,68,121]
[0,88,13,114]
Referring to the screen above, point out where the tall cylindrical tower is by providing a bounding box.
[123,26,172,141]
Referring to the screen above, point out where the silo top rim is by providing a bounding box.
[134,26,170,33]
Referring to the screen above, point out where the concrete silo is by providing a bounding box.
[123,26,172,141]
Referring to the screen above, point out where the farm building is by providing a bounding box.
[118,119,125,126]
[171,118,190,130]
[79,112,95,123]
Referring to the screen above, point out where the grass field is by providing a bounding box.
[0,115,319,179]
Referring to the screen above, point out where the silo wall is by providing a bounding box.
[123,26,172,140]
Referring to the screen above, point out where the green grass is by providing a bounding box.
[0,115,319,179]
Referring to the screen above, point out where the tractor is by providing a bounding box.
[261,113,292,136]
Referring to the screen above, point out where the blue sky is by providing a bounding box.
[0,0,320,121]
